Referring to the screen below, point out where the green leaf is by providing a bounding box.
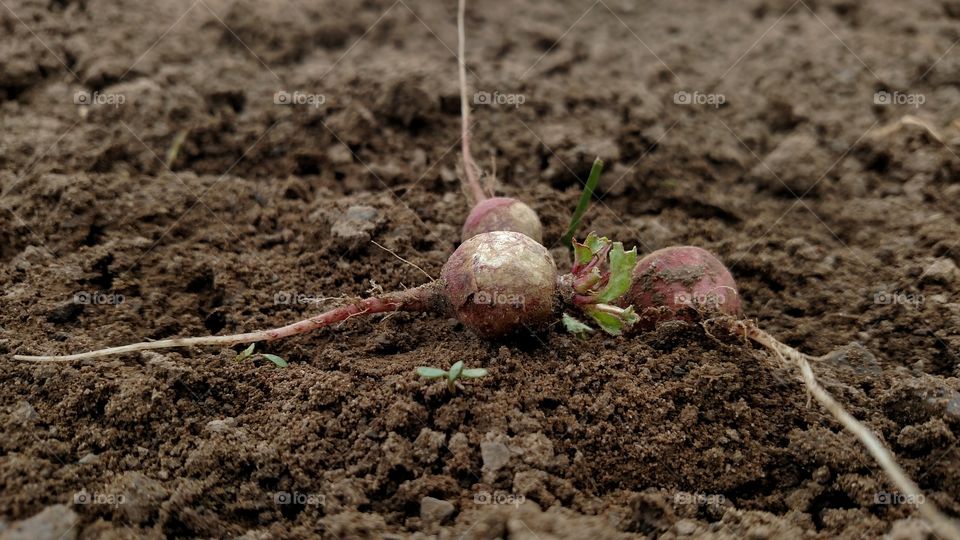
[448,360,464,384]
[572,232,612,267]
[416,367,446,379]
[562,313,594,334]
[573,242,595,266]
[261,354,288,368]
[596,242,638,303]
[234,343,255,362]
[585,308,626,336]
[585,232,609,254]
[561,158,604,250]
[461,368,488,379]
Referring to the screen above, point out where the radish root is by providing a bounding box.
[12,283,441,362]
[458,0,486,205]
[712,318,960,540]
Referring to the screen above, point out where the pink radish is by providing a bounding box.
[461,196,543,243]
[619,245,741,328]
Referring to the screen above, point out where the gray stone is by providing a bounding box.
[922,258,959,285]
[205,418,237,434]
[675,519,698,536]
[331,205,379,245]
[419,496,455,524]
[480,440,511,472]
[1,505,78,540]
[749,133,829,195]
[111,472,167,524]
[12,402,38,423]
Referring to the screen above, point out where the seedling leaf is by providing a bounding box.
[448,360,464,385]
[417,367,447,378]
[585,232,609,254]
[572,232,611,268]
[261,354,288,368]
[561,157,604,250]
[461,368,488,379]
[562,313,594,334]
[573,242,594,266]
[234,343,255,362]
[585,308,625,336]
[596,242,638,303]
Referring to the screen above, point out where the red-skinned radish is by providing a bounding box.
[461,197,543,243]
[619,245,741,328]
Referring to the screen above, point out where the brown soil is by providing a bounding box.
[2,0,960,538]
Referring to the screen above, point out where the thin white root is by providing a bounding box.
[12,332,264,362]
[743,323,960,540]
[370,240,435,281]
[872,114,946,144]
[457,0,486,205]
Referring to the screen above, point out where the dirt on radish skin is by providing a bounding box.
[620,246,742,328]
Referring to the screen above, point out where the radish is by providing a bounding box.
[442,230,556,337]
[603,245,960,540]
[618,245,741,328]
[461,196,543,244]
[12,231,638,361]
[455,0,542,243]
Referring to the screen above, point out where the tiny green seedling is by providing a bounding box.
[234,344,287,368]
[416,360,488,392]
